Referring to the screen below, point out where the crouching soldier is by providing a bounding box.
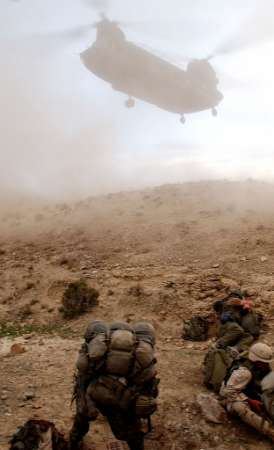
[69,320,159,450]
[220,342,274,442]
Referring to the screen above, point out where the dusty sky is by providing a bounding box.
[1,0,274,200]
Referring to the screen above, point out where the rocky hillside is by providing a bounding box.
[0,180,274,449]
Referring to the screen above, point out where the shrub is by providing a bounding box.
[61,280,99,319]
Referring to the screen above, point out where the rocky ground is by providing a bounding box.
[0,180,274,449]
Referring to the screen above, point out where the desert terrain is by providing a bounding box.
[1,180,274,450]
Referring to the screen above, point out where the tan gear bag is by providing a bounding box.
[105,330,136,376]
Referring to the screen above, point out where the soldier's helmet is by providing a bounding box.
[248,342,273,363]
[84,320,109,342]
[133,322,156,346]
[109,321,133,332]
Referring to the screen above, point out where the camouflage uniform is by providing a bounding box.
[216,320,254,353]
[216,321,245,349]
[69,321,158,450]
[70,404,145,450]
[220,349,274,442]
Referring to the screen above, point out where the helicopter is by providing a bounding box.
[80,16,223,123]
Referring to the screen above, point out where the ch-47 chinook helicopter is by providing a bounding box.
[80,16,223,123]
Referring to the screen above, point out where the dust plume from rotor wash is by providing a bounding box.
[0,71,123,203]
[1,0,274,204]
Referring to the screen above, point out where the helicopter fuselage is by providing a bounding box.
[80,21,223,116]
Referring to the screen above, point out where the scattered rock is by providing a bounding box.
[128,284,144,297]
[260,256,268,262]
[163,280,176,289]
[23,391,35,401]
[23,333,35,340]
[17,304,33,320]
[25,282,35,290]
[196,393,226,424]
[9,343,26,356]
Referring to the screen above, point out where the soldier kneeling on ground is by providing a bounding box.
[69,320,159,450]
[220,342,274,442]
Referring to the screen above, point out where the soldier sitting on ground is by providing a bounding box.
[213,289,262,352]
[203,297,262,392]
[220,342,274,443]
[68,320,159,450]
[203,311,248,392]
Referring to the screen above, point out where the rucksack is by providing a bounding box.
[183,316,209,341]
[203,347,234,392]
[82,321,157,410]
[84,324,136,377]
[105,329,136,376]
[9,420,67,450]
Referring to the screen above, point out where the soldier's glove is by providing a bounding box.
[247,398,263,414]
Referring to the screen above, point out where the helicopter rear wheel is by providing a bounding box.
[211,107,218,117]
[125,97,135,108]
[180,115,186,124]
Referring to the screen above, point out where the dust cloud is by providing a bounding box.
[0,47,123,204]
[1,0,274,207]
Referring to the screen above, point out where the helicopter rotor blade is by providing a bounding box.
[44,24,95,42]
[19,23,96,55]
[82,0,110,13]
[218,72,252,90]
[213,5,274,57]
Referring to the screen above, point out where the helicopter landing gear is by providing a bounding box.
[211,107,218,117]
[125,97,135,108]
[180,115,186,124]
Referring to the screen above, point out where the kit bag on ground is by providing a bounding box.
[203,346,235,392]
[183,315,209,341]
[9,419,67,450]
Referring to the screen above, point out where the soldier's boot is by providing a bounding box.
[127,432,145,450]
[232,401,274,442]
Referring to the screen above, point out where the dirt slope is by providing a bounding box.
[1,180,274,450]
